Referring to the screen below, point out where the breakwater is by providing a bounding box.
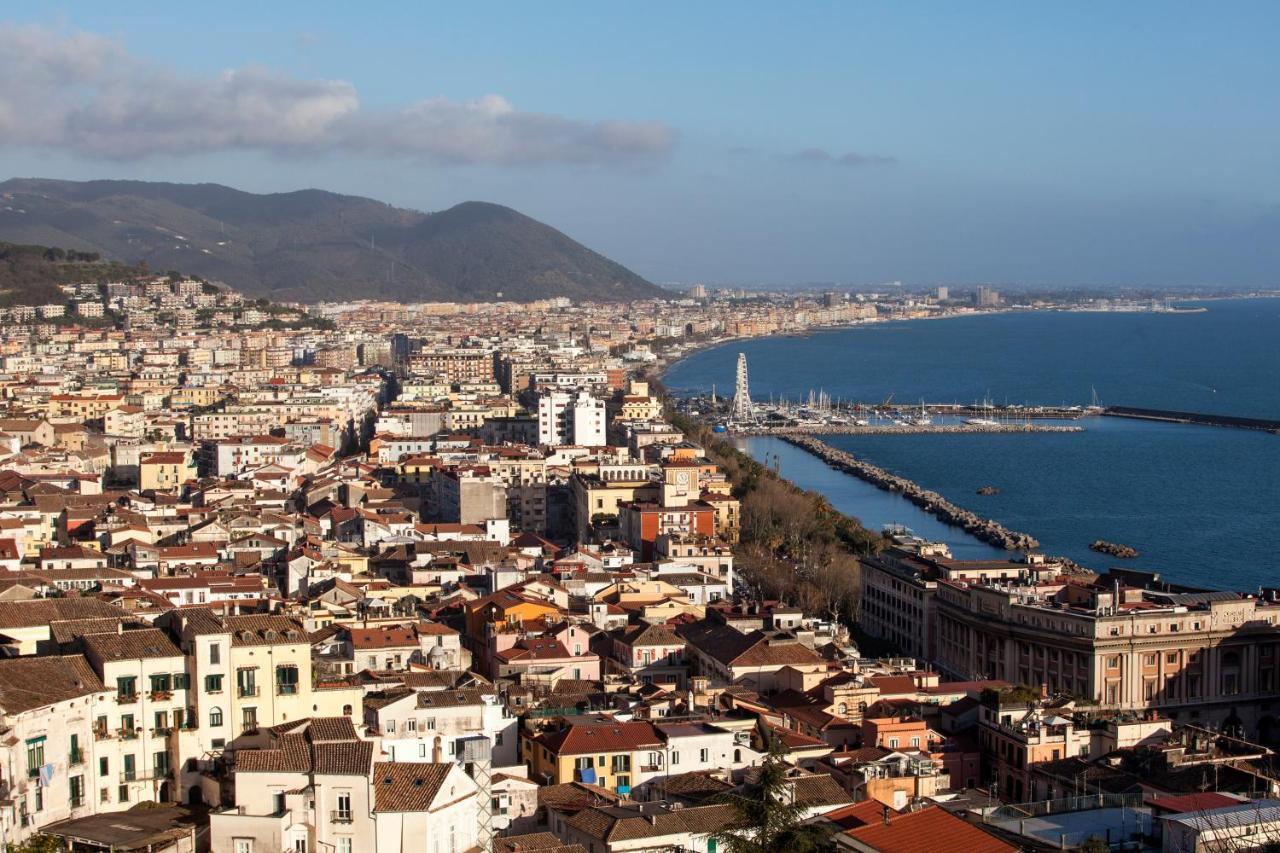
[737,423,1083,437]
[1104,406,1280,434]
[782,434,1041,551]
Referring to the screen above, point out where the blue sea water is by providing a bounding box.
[667,299,1280,590]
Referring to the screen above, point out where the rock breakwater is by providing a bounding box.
[783,434,1041,551]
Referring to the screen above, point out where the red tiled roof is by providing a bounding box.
[840,806,1015,853]
[534,721,662,756]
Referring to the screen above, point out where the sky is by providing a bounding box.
[2,2,1279,288]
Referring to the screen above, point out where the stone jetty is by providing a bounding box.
[783,434,1041,551]
[1090,540,1139,558]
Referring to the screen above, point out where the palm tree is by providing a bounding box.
[712,740,834,853]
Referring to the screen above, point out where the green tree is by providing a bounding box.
[6,834,65,853]
[713,742,833,853]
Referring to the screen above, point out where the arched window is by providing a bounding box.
[209,707,223,727]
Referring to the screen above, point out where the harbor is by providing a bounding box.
[734,421,1083,436]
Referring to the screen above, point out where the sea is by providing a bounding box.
[663,298,1280,591]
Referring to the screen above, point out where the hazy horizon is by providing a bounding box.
[3,3,1278,288]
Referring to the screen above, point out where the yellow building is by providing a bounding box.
[139,450,197,492]
[525,720,663,792]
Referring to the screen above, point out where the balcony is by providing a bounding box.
[237,685,260,698]
[276,684,298,696]
[69,749,84,766]
[119,728,140,741]
[149,690,173,701]
[152,727,173,737]
[116,693,138,705]
[331,809,354,823]
[93,729,112,742]
[69,795,84,809]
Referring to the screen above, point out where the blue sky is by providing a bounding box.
[3,2,1279,286]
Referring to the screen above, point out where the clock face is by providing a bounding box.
[676,471,689,485]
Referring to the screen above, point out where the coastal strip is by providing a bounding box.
[738,423,1083,437]
[780,433,1042,551]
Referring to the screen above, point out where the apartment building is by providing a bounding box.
[932,569,1280,737]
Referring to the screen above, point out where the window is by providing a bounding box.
[210,707,223,727]
[407,719,417,733]
[123,754,136,782]
[117,676,137,699]
[206,674,223,693]
[209,643,221,665]
[173,673,190,690]
[419,744,427,758]
[386,720,396,733]
[99,757,109,777]
[338,840,352,853]
[699,748,709,762]
[426,719,436,731]
[276,665,299,696]
[70,775,84,808]
[242,707,258,730]
[118,785,129,803]
[26,736,45,777]
[236,668,258,697]
[150,674,172,693]
[154,711,169,731]
[335,792,352,822]
[235,840,252,853]
[671,751,679,765]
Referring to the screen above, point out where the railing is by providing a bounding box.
[276,684,298,696]
[116,693,138,704]
[94,729,112,741]
[238,685,260,697]
[150,690,173,701]
[119,728,140,740]
[153,727,173,736]
[69,795,83,808]
[331,809,353,823]
[69,749,84,765]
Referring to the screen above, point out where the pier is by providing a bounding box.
[735,422,1083,437]
[781,434,1041,551]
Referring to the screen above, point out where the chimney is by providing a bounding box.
[882,805,891,826]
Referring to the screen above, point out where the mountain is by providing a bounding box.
[0,178,666,303]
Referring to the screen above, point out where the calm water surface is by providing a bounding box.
[671,300,1280,590]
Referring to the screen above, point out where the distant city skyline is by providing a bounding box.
[2,2,1279,286]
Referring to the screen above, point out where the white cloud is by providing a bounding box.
[791,147,896,166]
[0,23,675,166]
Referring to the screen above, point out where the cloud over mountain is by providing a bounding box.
[0,23,675,166]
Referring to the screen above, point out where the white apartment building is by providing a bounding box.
[537,389,606,448]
